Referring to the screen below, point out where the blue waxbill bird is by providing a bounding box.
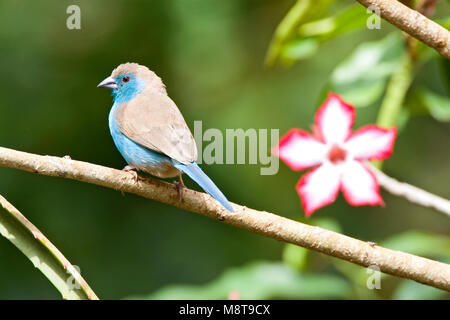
[98,62,234,212]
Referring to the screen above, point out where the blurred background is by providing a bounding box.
[0,0,449,299]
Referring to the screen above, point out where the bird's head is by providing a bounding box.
[97,62,166,103]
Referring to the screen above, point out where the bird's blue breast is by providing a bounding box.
[108,80,178,177]
[109,103,175,172]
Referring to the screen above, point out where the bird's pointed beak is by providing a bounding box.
[97,76,118,89]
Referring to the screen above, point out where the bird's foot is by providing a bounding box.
[123,165,139,183]
[173,173,184,202]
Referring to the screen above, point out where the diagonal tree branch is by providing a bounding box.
[367,162,450,217]
[0,146,449,291]
[357,0,450,60]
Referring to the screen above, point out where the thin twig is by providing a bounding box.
[357,0,450,60]
[0,194,99,300]
[0,146,449,291]
[264,0,313,66]
[373,52,414,170]
[376,54,414,128]
[367,162,450,217]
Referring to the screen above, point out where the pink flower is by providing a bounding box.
[273,93,397,216]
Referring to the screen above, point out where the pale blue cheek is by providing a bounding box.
[112,75,145,104]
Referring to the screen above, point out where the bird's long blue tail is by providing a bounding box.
[173,162,234,212]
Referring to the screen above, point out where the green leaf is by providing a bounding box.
[332,80,386,107]
[380,231,450,258]
[406,88,450,121]
[328,32,406,107]
[281,38,320,62]
[420,89,450,122]
[265,0,335,66]
[266,1,372,66]
[299,4,368,39]
[129,261,351,300]
[331,4,371,36]
[275,4,370,65]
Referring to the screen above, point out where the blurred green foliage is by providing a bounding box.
[326,32,406,107]
[0,0,449,299]
[131,261,352,299]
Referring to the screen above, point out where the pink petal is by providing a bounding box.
[296,162,342,216]
[315,93,355,145]
[344,125,397,161]
[273,129,328,171]
[341,160,383,206]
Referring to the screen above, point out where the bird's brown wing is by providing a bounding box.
[115,92,198,164]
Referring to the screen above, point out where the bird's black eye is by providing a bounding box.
[122,76,130,83]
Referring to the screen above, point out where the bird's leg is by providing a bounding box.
[173,173,184,202]
[122,165,139,183]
